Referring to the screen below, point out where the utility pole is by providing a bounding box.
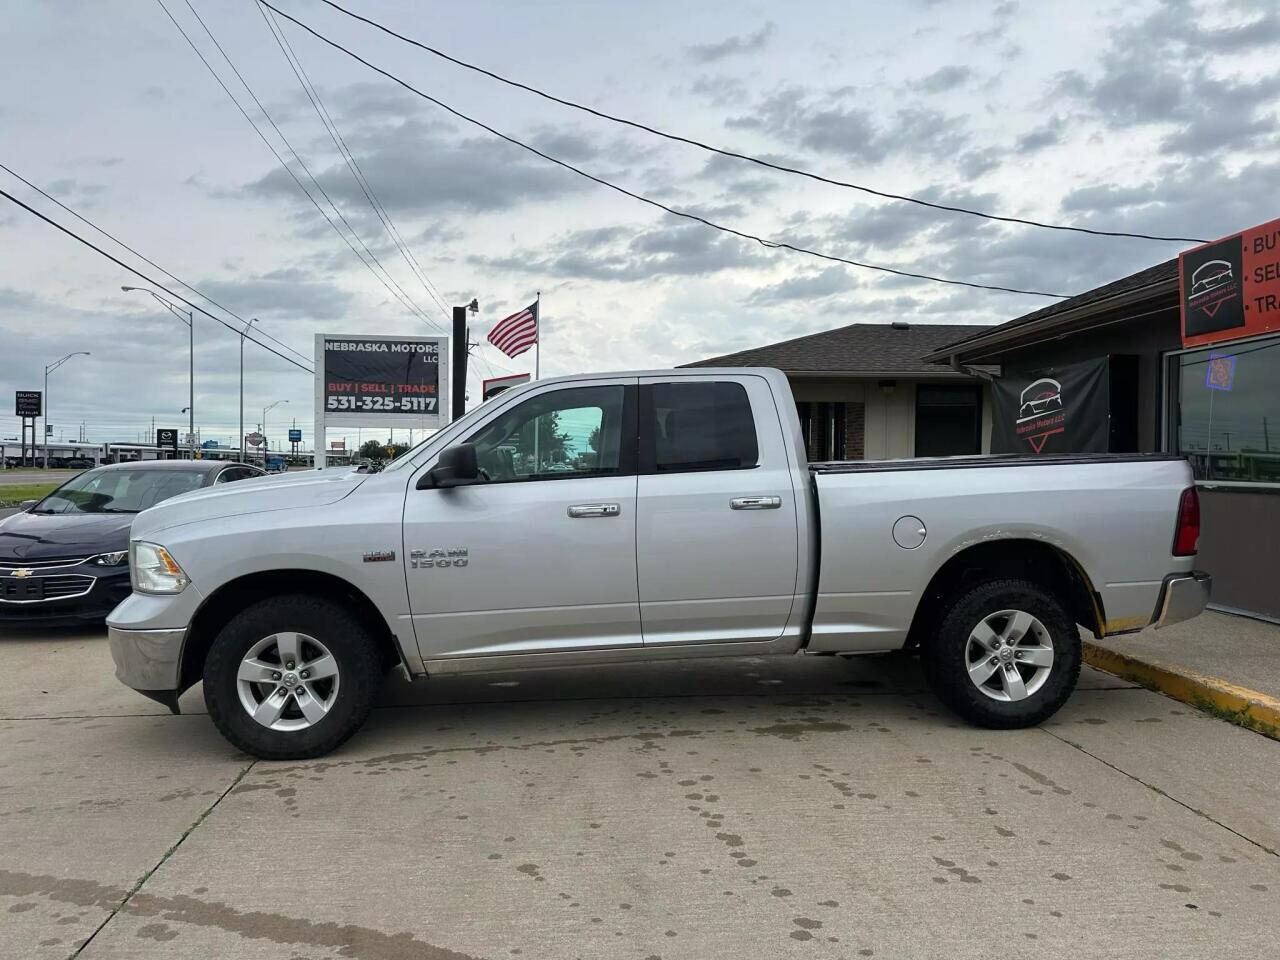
[451,298,480,421]
[452,305,468,422]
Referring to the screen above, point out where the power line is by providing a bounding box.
[156,0,441,329]
[174,0,441,329]
[261,2,451,320]
[262,1,1069,299]
[0,161,310,364]
[0,185,315,375]
[256,2,453,326]
[312,0,1209,246]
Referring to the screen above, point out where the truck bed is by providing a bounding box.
[806,454,1196,653]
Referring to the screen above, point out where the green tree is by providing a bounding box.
[358,439,384,461]
[511,411,570,469]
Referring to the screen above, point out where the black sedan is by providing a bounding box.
[0,460,263,626]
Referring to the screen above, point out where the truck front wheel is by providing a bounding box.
[922,579,1081,729]
[203,595,383,760]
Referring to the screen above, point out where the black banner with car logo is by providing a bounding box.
[991,357,1111,455]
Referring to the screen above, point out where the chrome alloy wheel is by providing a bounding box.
[236,632,340,732]
[964,609,1054,702]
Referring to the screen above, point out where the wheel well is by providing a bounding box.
[179,570,403,691]
[905,539,1104,649]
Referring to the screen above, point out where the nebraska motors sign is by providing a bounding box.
[1180,217,1280,347]
[312,333,450,468]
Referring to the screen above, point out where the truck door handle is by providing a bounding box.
[567,502,621,518]
[730,496,781,510]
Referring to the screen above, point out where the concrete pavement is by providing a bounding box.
[1089,610,1280,739]
[2,629,1278,959]
[1094,609,1280,702]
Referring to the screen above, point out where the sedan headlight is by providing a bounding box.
[91,551,129,567]
[130,541,190,594]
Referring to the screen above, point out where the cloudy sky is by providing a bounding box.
[2,0,1277,449]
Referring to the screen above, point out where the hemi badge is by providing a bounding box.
[362,550,396,563]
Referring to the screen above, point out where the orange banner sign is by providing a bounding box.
[1180,216,1280,347]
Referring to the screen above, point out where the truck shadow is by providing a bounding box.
[375,651,926,710]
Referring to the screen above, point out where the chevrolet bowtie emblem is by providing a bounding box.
[11,569,33,578]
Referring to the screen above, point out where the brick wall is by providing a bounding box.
[844,402,865,460]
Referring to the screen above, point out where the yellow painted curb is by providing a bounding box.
[1083,641,1280,741]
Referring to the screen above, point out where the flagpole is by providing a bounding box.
[533,291,541,471]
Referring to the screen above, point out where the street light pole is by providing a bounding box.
[187,305,194,458]
[122,286,194,458]
[262,399,288,466]
[43,352,91,469]
[240,318,258,463]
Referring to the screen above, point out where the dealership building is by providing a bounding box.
[927,248,1280,622]
[686,322,996,462]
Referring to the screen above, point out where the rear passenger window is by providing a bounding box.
[649,381,758,473]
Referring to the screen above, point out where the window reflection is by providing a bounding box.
[1175,336,1280,483]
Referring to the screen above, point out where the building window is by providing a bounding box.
[1169,334,1280,484]
[797,401,855,461]
[915,385,982,457]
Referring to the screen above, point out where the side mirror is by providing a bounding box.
[19,499,38,512]
[418,443,479,489]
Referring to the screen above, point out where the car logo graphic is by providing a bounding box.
[1189,260,1233,299]
[1016,378,1063,423]
[11,569,34,578]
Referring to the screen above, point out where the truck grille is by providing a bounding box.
[0,574,96,603]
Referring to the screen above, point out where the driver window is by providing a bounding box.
[467,385,624,482]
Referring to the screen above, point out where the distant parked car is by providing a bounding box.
[64,457,95,469]
[0,460,263,626]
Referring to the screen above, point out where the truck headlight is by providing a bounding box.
[130,541,190,594]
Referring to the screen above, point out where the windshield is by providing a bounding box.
[33,468,207,515]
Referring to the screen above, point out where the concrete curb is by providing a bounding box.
[1083,641,1280,741]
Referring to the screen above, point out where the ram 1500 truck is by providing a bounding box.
[107,368,1210,759]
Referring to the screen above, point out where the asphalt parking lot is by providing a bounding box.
[3,628,1278,959]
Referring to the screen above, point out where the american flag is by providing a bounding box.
[487,301,539,358]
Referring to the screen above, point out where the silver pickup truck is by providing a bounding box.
[107,368,1210,759]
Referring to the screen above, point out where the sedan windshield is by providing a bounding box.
[33,468,207,515]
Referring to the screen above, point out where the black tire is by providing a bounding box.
[921,578,1081,729]
[203,594,382,760]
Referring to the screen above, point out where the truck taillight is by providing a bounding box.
[1173,487,1200,556]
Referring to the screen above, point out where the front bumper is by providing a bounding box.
[107,624,188,713]
[1154,571,1212,629]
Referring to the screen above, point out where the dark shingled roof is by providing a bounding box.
[925,258,1178,360]
[684,322,992,375]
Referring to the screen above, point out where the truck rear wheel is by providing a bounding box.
[922,578,1080,729]
[203,595,382,760]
